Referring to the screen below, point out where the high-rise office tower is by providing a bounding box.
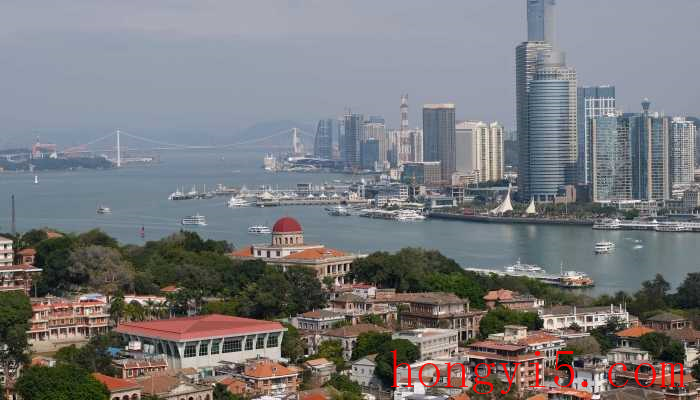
[629,99,670,201]
[423,104,456,183]
[527,0,556,44]
[361,120,387,166]
[313,119,334,160]
[410,129,423,163]
[577,86,616,185]
[591,114,631,202]
[360,138,380,171]
[400,95,409,133]
[455,120,504,183]
[528,51,577,201]
[343,113,363,169]
[669,117,696,187]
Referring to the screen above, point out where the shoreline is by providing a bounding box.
[429,212,594,226]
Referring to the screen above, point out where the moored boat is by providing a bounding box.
[594,241,615,254]
[181,213,207,226]
[248,225,272,234]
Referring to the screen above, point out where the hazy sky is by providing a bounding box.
[0,0,698,143]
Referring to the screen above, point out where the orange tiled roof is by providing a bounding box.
[483,289,515,301]
[92,373,141,392]
[17,248,36,256]
[231,246,254,257]
[244,360,299,379]
[615,326,655,338]
[283,247,347,260]
[160,285,180,293]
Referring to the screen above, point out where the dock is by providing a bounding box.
[256,199,367,207]
[430,212,593,226]
[464,267,594,289]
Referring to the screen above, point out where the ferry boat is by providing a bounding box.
[655,223,693,232]
[181,214,207,226]
[594,241,615,254]
[168,189,187,200]
[465,259,594,288]
[395,209,426,221]
[327,205,351,216]
[248,225,272,234]
[504,259,544,273]
[96,205,112,214]
[592,218,621,230]
[227,196,251,208]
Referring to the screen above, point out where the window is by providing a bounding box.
[184,343,197,358]
[223,338,242,353]
[267,334,279,348]
[199,341,209,356]
[256,335,265,349]
[245,337,254,351]
[211,339,221,355]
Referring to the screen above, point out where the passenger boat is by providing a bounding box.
[248,225,272,234]
[327,205,351,216]
[96,205,112,214]
[594,241,615,254]
[181,214,207,226]
[655,223,693,232]
[227,196,251,208]
[394,209,426,221]
[168,189,187,200]
[504,259,545,273]
[593,218,621,230]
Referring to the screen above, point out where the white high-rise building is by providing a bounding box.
[455,120,504,183]
[669,117,697,187]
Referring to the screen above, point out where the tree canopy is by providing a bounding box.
[478,307,543,338]
[15,364,109,400]
[0,291,33,382]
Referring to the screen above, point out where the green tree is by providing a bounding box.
[324,374,362,400]
[20,229,49,247]
[630,274,670,316]
[351,332,391,361]
[77,229,119,248]
[590,318,626,353]
[0,292,33,384]
[213,383,245,400]
[692,361,700,379]
[374,339,419,386]
[109,293,125,324]
[660,340,686,363]
[15,364,109,400]
[471,375,518,400]
[202,299,238,316]
[639,332,671,360]
[478,307,543,337]
[281,324,306,363]
[54,335,120,376]
[316,340,346,370]
[35,235,76,294]
[68,245,135,295]
[675,272,700,309]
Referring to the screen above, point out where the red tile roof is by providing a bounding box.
[92,373,141,392]
[273,217,302,233]
[17,248,36,256]
[231,246,254,257]
[114,314,284,341]
[283,247,347,260]
[615,326,655,338]
[244,360,299,379]
[159,285,180,293]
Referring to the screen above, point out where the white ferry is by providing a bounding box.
[395,209,426,221]
[594,241,615,254]
[248,225,272,234]
[181,214,207,226]
[227,196,251,208]
[504,259,544,273]
[655,223,693,232]
[96,206,112,214]
[168,189,187,201]
[592,218,621,230]
[328,205,351,216]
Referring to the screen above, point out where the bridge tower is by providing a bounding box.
[116,129,121,167]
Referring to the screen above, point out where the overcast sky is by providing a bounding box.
[0,0,698,143]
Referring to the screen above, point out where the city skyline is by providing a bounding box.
[0,0,698,143]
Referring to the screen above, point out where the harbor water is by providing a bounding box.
[1,148,699,295]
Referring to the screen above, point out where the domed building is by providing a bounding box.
[230,217,363,285]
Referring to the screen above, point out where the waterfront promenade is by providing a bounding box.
[429,212,594,226]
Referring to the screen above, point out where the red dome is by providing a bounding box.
[272,217,303,233]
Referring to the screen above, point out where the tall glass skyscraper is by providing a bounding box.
[313,119,334,160]
[591,114,631,202]
[422,104,456,183]
[577,86,616,185]
[527,0,556,44]
[629,99,670,200]
[527,51,577,201]
[669,117,696,187]
[343,113,363,169]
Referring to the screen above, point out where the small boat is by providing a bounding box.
[594,241,615,254]
[394,209,426,221]
[227,196,251,208]
[181,213,207,226]
[96,205,112,214]
[248,225,272,234]
[633,244,644,250]
[328,205,351,216]
[168,189,187,200]
[593,218,621,230]
[34,175,39,184]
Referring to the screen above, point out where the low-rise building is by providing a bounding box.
[316,324,389,360]
[114,314,286,374]
[392,329,459,361]
[665,328,700,367]
[615,326,655,348]
[465,338,545,390]
[240,358,300,397]
[15,248,36,266]
[0,236,13,267]
[292,310,346,332]
[303,358,336,387]
[394,359,473,400]
[230,217,364,285]
[93,373,142,400]
[645,311,691,331]
[606,347,650,364]
[28,295,110,350]
[485,325,564,368]
[350,354,380,388]
[482,289,543,310]
[570,356,611,395]
[386,292,485,341]
[113,357,169,379]
[136,372,213,400]
[539,305,629,332]
[0,264,42,295]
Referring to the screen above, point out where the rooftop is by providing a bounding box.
[615,326,655,338]
[540,305,623,316]
[273,217,302,233]
[389,292,467,306]
[114,314,284,341]
[283,247,347,261]
[245,359,299,379]
[646,311,686,322]
[323,323,388,338]
[298,310,345,319]
[92,373,141,393]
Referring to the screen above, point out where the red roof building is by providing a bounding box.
[92,372,142,400]
[229,217,364,286]
[29,295,109,347]
[114,314,286,374]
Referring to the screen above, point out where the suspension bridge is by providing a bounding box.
[60,127,316,167]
